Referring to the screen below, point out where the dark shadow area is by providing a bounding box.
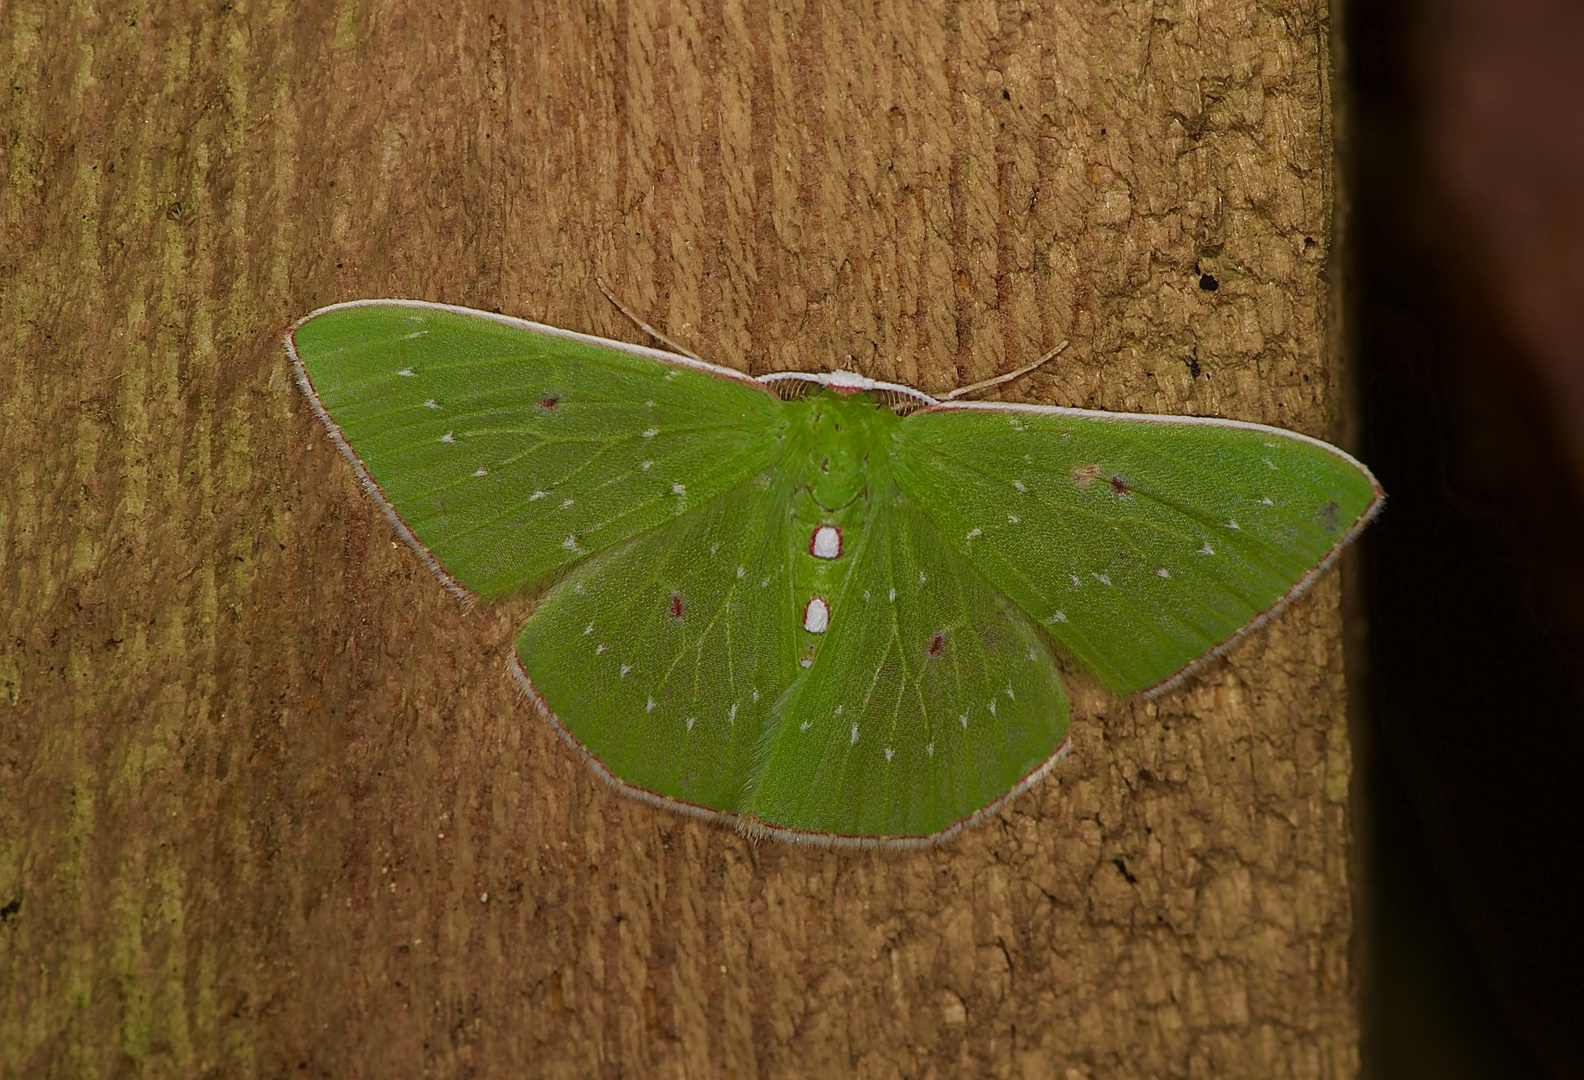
[1347,0,1584,1076]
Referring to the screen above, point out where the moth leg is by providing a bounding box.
[594,276,707,364]
[940,340,1070,402]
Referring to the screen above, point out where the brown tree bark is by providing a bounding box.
[1,1,1355,1075]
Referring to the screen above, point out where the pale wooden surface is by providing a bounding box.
[1,1,1354,1075]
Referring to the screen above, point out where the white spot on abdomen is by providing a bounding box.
[423,399,439,409]
[803,597,830,633]
[884,747,894,761]
[811,526,841,559]
[642,428,658,438]
[440,431,454,443]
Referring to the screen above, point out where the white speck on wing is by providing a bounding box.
[531,491,546,500]
[1261,496,1274,506]
[888,588,897,602]
[1013,479,1026,492]
[398,368,416,377]
[760,577,770,588]
[1262,457,1277,470]
[563,535,580,551]
[967,528,981,539]
[737,566,746,578]
[811,526,841,559]
[642,428,659,438]
[959,714,969,728]
[728,703,738,723]
[752,689,760,703]
[641,460,653,470]
[1157,568,1170,578]
[646,696,656,712]
[1027,644,1038,661]
[423,399,439,408]
[884,748,895,762]
[595,644,606,654]
[473,468,487,477]
[1050,611,1067,623]
[1092,573,1111,585]
[834,705,843,715]
[584,623,594,635]
[1199,543,1215,555]
[1008,514,1020,524]
[561,498,574,508]
[686,717,696,731]
[987,700,997,716]
[1071,575,1082,587]
[926,742,934,757]
[710,543,718,555]
[918,572,927,584]
[620,664,631,677]
[1227,519,1240,530]
[440,431,454,443]
[1005,681,1016,700]
[850,723,859,744]
[800,720,812,731]
[673,483,686,495]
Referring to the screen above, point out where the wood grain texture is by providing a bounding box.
[0,0,1354,1076]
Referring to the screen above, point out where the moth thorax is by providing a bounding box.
[803,597,830,634]
[810,526,842,559]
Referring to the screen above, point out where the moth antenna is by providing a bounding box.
[941,339,1071,401]
[594,276,707,364]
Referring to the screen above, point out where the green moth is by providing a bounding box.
[288,299,1383,848]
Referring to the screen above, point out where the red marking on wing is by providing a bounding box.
[928,633,945,656]
[539,395,560,411]
[669,593,686,620]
